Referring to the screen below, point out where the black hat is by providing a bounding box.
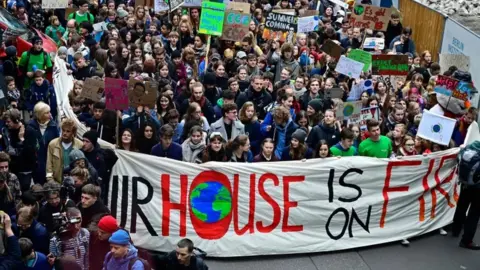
[32,36,43,45]
[292,128,308,144]
[83,130,98,146]
[203,72,217,86]
[308,99,323,113]
[171,50,182,59]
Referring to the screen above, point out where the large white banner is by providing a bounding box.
[109,149,460,257]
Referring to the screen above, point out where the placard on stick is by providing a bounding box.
[325,88,344,99]
[321,40,343,60]
[199,1,226,36]
[348,49,372,72]
[262,12,297,43]
[335,55,364,79]
[81,78,104,102]
[372,55,409,76]
[43,0,68,9]
[221,10,250,41]
[128,79,157,108]
[105,78,129,110]
[350,5,392,32]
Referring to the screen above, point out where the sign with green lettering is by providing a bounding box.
[348,49,372,73]
[372,54,409,76]
[199,1,226,36]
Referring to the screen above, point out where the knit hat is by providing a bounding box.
[109,229,130,245]
[5,46,16,57]
[308,99,323,113]
[32,36,43,45]
[83,130,98,146]
[117,8,128,18]
[292,128,307,144]
[98,215,118,233]
[210,53,221,61]
[171,50,182,59]
[69,149,86,163]
[203,72,216,85]
[57,46,68,56]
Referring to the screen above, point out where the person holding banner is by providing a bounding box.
[359,119,392,158]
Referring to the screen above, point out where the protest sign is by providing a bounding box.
[418,109,456,146]
[42,0,68,9]
[372,55,409,76]
[434,75,472,101]
[227,1,250,12]
[372,75,406,92]
[348,49,372,73]
[221,10,250,41]
[335,55,364,79]
[348,106,380,130]
[321,39,343,60]
[299,10,319,16]
[262,12,297,43]
[93,22,108,33]
[183,0,202,7]
[154,0,169,12]
[272,9,296,15]
[439,54,470,74]
[137,0,154,8]
[199,1,226,36]
[363,37,385,50]
[110,148,458,257]
[328,0,349,9]
[325,88,344,99]
[128,79,157,108]
[169,0,185,11]
[350,5,392,32]
[105,78,129,111]
[297,16,319,33]
[80,78,104,102]
[336,100,363,120]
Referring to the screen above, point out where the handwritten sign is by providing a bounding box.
[439,54,470,74]
[42,0,68,9]
[321,39,343,60]
[372,75,406,91]
[348,106,380,130]
[348,49,372,73]
[154,0,169,12]
[297,16,319,33]
[262,12,297,43]
[221,10,250,41]
[350,5,392,32]
[184,0,202,7]
[199,1,226,36]
[372,55,409,76]
[80,78,104,102]
[104,78,129,110]
[169,0,185,11]
[335,55,364,79]
[336,100,363,121]
[128,79,157,108]
[434,75,472,101]
[363,37,385,50]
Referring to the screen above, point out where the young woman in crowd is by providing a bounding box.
[156,92,176,124]
[201,133,228,162]
[182,125,206,163]
[314,140,332,158]
[136,123,158,155]
[254,138,279,162]
[118,129,137,152]
[239,102,262,155]
[307,109,340,148]
[178,102,209,143]
[281,128,313,161]
[227,134,252,163]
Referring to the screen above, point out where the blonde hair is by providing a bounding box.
[239,102,257,123]
[33,102,50,120]
[70,167,89,182]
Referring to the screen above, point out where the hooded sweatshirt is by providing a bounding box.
[103,245,144,270]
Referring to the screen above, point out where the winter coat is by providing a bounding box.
[103,245,144,270]
[13,220,49,255]
[263,119,298,159]
[89,233,111,270]
[151,142,183,161]
[281,146,313,161]
[78,199,110,228]
[0,235,23,269]
[46,137,83,183]
[1,125,37,174]
[306,123,340,148]
[28,119,60,185]
[209,118,245,142]
[236,87,273,120]
[26,80,58,118]
[180,97,215,124]
[268,51,300,82]
[83,143,107,181]
[244,121,262,155]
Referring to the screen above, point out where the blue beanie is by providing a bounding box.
[109,230,130,245]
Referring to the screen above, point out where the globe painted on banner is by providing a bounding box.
[190,181,232,223]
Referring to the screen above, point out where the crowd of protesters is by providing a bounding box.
[0,0,478,268]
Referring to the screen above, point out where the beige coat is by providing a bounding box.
[46,137,83,183]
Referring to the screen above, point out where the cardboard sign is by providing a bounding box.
[348,49,372,73]
[80,78,104,102]
[439,54,470,74]
[335,55,364,79]
[434,75,472,101]
[299,10,319,16]
[372,55,409,76]
[350,5,392,32]
[199,1,226,36]
[363,37,385,50]
[42,0,68,9]
[328,0,349,9]
[105,78,129,110]
[321,39,343,60]
[128,79,157,108]
[264,12,298,32]
[221,10,250,41]
[348,106,380,130]
[336,100,363,120]
[154,0,169,11]
[297,16,319,33]
[372,75,406,91]
[136,0,154,8]
[183,0,202,7]
[227,1,250,12]
[325,88,344,99]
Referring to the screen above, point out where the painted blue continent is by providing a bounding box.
[191,182,223,223]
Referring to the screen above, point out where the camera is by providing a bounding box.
[52,213,81,236]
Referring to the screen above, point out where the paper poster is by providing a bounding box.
[272,9,296,15]
[363,37,385,50]
[325,88,344,99]
[336,100,363,120]
[297,16,319,33]
[335,55,364,79]
[372,54,409,76]
[42,0,68,9]
[348,49,372,72]
[184,0,202,7]
[348,106,380,130]
[128,79,157,108]
[417,109,456,146]
[93,22,108,33]
[199,1,226,36]
[105,78,129,110]
[154,0,169,12]
[439,54,470,74]
[262,12,298,43]
[321,39,343,60]
[169,0,185,11]
[434,75,472,101]
[372,75,406,91]
[80,78,104,102]
[350,5,392,32]
[221,10,250,41]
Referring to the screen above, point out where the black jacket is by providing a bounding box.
[180,97,215,124]
[0,235,22,269]
[78,199,110,228]
[1,124,37,173]
[306,123,340,148]
[236,87,272,120]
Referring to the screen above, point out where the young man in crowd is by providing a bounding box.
[330,128,357,157]
[209,103,245,142]
[90,215,118,270]
[78,184,109,228]
[359,119,393,158]
[103,230,145,269]
[151,125,183,161]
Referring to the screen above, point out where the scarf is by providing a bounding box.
[182,138,206,163]
[39,120,50,136]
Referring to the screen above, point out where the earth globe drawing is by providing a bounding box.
[190,181,232,223]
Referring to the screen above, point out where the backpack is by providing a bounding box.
[105,252,152,270]
[458,141,480,186]
[72,11,94,23]
[23,51,48,73]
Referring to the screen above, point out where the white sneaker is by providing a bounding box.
[439,228,447,235]
[401,239,410,246]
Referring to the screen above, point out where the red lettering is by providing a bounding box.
[233,174,256,235]
[161,174,187,237]
[282,176,304,232]
[418,159,435,222]
[430,154,457,218]
[256,173,281,233]
[380,160,421,228]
